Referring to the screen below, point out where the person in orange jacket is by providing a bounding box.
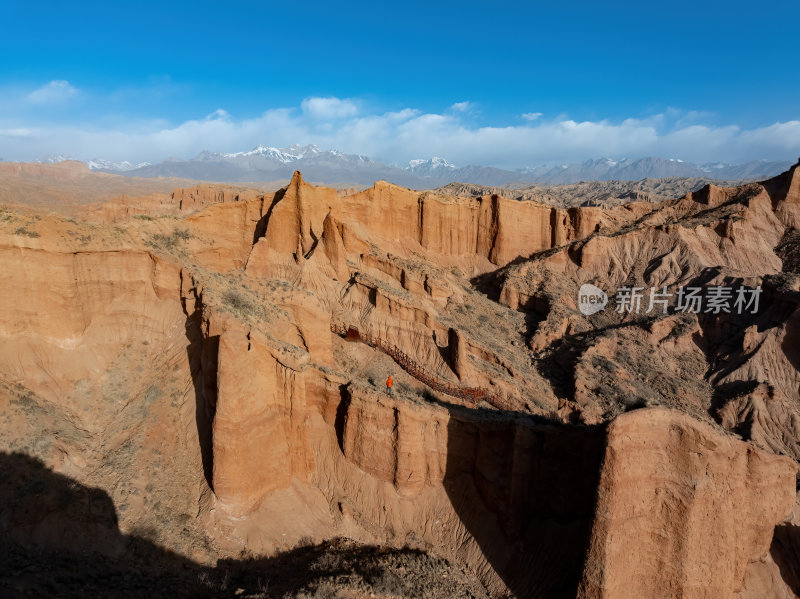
[386,375,393,396]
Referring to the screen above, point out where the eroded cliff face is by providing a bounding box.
[0,235,184,421]
[0,219,213,561]
[2,161,800,597]
[254,172,644,270]
[578,408,796,599]
[327,386,606,596]
[210,318,314,517]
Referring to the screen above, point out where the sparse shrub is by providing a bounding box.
[13,226,40,238]
[144,385,163,404]
[130,524,160,544]
[311,585,338,599]
[421,389,438,402]
[222,289,254,316]
[148,227,192,250]
[255,577,269,598]
[133,214,155,221]
[197,571,212,588]
[364,365,382,388]
[238,547,256,560]
[10,390,39,415]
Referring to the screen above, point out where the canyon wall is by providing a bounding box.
[258,172,635,269]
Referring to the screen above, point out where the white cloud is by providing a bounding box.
[522,112,543,121]
[0,92,798,168]
[450,101,473,112]
[205,109,230,120]
[300,97,358,120]
[27,80,78,104]
[0,128,33,138]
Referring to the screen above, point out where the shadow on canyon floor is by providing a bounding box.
[771,523,800,596]
[0,451,486,599]
[442,412,606,598]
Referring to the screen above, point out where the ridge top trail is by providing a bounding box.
[331,321,513,411]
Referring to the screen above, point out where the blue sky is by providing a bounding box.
[1,0,799,167]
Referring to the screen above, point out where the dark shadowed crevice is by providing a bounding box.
[709,380,760,422]
[443,413,606,597]
[334,384,350,453]
[304,228,320,259]
[253,187,286,246]
[770,523,800,595]
[776,228,800,274]
[184,303,218,491]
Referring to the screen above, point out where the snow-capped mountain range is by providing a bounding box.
[29,145,794,188]
[85,158,152,172]
[36,155,152,172]
[407,157,457,175]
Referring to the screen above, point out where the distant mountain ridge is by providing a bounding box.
[27,145,794,187]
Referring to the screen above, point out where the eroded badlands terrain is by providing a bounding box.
[2,160,800,597]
